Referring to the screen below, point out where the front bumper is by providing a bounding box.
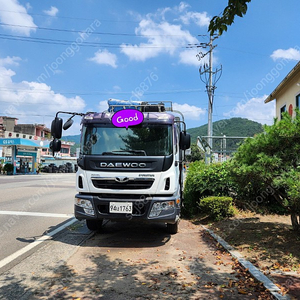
[74,193,180,224]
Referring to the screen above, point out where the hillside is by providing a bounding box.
[188,118,264,144]
[62,134,81,144]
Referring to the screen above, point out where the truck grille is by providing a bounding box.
[91,177,154,190]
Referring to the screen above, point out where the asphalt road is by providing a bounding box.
[0,173,76,263]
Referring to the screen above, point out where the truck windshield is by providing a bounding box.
[81,124,173,156]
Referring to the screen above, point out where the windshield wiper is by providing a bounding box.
[101,150,146,156]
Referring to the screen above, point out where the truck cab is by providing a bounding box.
[50,100,190,234]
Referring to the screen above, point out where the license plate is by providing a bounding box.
[109,202,132,214]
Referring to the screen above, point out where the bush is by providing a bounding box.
[3,163,13,174]
[199,196,235,221]
[183,160,234,217]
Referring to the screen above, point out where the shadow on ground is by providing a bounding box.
[0,220,274,299]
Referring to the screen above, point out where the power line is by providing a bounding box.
[0,9,139,23]
[1,112,55,117]
[0,85,263,99]
[218,46,270,57]
[0,33,118,47]
[0,87,206,97]
[0,33,184,48]
[0,22,187,37]
[188,43,270,58]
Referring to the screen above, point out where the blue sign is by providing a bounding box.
[0,138,18,146]
[17,150,37,157]
[0,138,49,147]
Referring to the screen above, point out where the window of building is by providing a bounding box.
[296,94,300,108]
[23,134,26,138]
[280,105,286,119]
[16,133,19,137]
[60,148,69,154]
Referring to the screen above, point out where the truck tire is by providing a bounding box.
[166,221,179,234]
[86,219,103,232]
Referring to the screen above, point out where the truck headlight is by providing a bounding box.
[75,198,95,216]
[149,201,175,217]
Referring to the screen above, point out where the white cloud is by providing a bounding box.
[120,19,198,62]
[271,48,300,61]
[0,62,86,128]
[180,11,210,27]
[120,3,210,64]
[0,0,37,36]
[25,3,32,10]
[179,48,208,66]
[224,96,276,125]
[89,49,118,68]
[43,6,59,17]
[173,103,206,120]
[98,100,109,112]
[177,2,190,13]
[0,56,22,66]
[113,85,121,92]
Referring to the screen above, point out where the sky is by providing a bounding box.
[0,0,300,136]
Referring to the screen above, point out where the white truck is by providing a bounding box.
[50,100,190,234]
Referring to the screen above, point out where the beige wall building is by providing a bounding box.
[265,61,300,119]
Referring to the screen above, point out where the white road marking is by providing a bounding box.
[0,217,77,270]
[0,211,73,218]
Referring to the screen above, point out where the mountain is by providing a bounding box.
[62,134,81,144]
[188,118,264,144]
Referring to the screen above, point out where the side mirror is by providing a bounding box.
[179,131,191,150]
[51,117,63,139]
[63,118,74,130]
[49,138,61,155]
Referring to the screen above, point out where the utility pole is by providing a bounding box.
[197,35,222,164]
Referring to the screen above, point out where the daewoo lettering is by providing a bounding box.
[100,162,147,168]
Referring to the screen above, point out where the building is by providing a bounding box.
[0,117,75,174]
[41,140,74,157]
[4,122,51,140]
[0,116,18,138]
[265,61,300,119]
[14,123,51,140]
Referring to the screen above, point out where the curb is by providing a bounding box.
[201,225,291,300]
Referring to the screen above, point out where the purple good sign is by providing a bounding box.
[112,109,144,129]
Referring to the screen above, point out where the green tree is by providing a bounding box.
[229,111,300,231]
[209,0,252,35]
[185,143,203,162]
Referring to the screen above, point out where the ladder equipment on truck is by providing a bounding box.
[107,99,172,113]
[107,99,185,122]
